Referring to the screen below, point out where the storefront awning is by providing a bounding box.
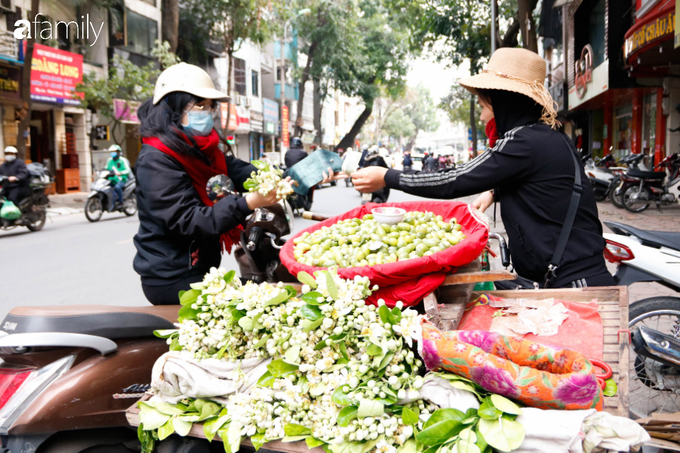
[623,1,677,72]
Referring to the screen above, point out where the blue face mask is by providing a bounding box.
[110,151,119,159]
[185,110,214,136]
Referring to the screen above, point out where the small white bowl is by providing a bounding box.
[372,207,406,224]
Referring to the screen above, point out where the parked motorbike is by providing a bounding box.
[0,163,51,232]
[603,220,680,418]
[85,170,137,222]
[620,153,680,213]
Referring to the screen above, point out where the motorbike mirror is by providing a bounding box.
[206,175,236,201]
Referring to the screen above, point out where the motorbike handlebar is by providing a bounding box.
[488,232,510,268]
[302,211,329,222]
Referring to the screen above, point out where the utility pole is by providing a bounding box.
[491,0,497,54]
[280,25,287,161]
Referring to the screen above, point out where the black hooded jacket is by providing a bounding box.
[384,91,609,286]
[0,159,29,189]
[133,144,256,285]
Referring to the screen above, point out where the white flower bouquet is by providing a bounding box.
[244,160,295,199]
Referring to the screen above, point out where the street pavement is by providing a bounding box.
[0,182,678,320]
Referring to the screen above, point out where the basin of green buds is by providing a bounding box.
[142,268,431,453]
[244,160,294,199]
[292,211,466,268]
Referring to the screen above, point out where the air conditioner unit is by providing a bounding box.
[244,97,252,107]
[0,0,14,12]
[234,95,243,106]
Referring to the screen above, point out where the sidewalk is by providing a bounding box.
[47,192,88,216]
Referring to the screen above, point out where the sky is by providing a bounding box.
[406,53,470,105]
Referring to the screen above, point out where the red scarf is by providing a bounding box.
[142,130,242,255]
[485,118,499,148]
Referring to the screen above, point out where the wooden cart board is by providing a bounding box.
[428,286,630,417]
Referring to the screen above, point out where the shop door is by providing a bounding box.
[29,110,54,170]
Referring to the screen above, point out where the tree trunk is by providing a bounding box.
[224,40,234,134]
[161,0,179,52]
[313,78,322,145]
[405,131,418,151]
[295,40,317,137]
[470,92,477,158]
[336,102,373,152]
[16,0,40,160]
[518,0,539,52]
[500,18,520,48]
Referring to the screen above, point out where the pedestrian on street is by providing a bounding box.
[402,151,413,171]
[105,144,131,208]
[351,48,614,289]
[0,146,29,205]
[132,63,287,305]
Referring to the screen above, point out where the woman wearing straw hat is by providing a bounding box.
[352,48,613,289]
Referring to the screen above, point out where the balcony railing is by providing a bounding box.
[0,31,18,60]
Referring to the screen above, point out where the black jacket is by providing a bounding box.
[285,147,308,169]
[133,144,256,285]
[385,123,608,287]
[0,159,29,189]
[403,155,413,167]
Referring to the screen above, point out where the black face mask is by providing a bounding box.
[488,90,544,137]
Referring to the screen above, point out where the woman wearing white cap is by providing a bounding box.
[352,48,613,289]
[133,63,284,304]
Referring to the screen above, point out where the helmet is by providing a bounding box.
[4,146,18,154]
[369,145,379,152]
[362,144,369,151]
[346,147,353,153]
[153,63,230,105]
[108,144,122,152]
[290,137,303,148]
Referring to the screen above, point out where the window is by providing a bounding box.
[588,0,606,67]
[234,58,246,96]
[123,10,158,57]
[252,70,259,97]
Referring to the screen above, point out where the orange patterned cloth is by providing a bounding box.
[420,321,603,411]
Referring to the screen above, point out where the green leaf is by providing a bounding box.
[459,427,477,443]
[478,399,502,420]
[179,289,201,306]
[252,160,267,170]
[306,437,326,448]
[173,417,192,437]
[603,379,618,397]
[265,289,291,307]
[391,307,402,323]
[310,382,327,397]
[153,329,178,339]
[415,420,465,446]
[337,406,359,427]
[450,381,478,394]
[284,423,312,437]
[138,403,172,430]
[238,316,254,331]
[378,352,395,371]
[226,422,242,453]
[475,429,488,452]
[298,271,318,289]
[339,342,349,361]
[478,418,525,452]
[257,370,275,388]
[457,440,481,453]
[253,334,270,349]
[302,291,325,305]
[490,395,522,415]
[325,271,339,300]
[199,402,221,420]
[300,304,324,321]
[157,418,175,440]
[178,304,201,322]
[223,270,236,284]
[229,308,246,323]
[357,399,384,417]
[153,402,186,416]
[379,305,397,325]
[402,406,419,425]
[267,359,299,377]
[367,344,383,356]
[251,432,267,451]
[285,345,301,364]
[398,439,418,453]
[423,408,466,429]
[215,343,229,360]
[303,317,324,332]
[282,436,308,442]
[332,387,354,406]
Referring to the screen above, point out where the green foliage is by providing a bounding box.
[439,83,483,135]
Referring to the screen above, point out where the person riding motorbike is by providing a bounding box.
[105,144,131,207]
[133,63,286,305]
[352,48,614,289]
[284,137,307,169]
[0,146,30,205]
[358,144,370,167]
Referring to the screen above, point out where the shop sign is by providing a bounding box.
[301,131,316,145]
[624,10,676,58]
[575,45,593,100]
[0,64,21,104]
[113,99,140,124]
[251,111,264,123]
[263,98,279,123]
[221,103,238,130]
[281,105,289,148]
[234,105,250,133]
[30,43,83,106]
[265,121,276,134]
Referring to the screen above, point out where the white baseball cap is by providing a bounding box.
[153,63,230,105]
[4,146,18,154]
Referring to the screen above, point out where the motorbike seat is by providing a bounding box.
[605,221,680,252]
[1,305,179,339]
[627,169,666,180]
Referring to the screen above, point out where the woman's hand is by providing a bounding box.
[352,167,388,193]
[472,191,494,212]
[320,167,348,184]
[245,176,292,210]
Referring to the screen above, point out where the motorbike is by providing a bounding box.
[620,153,680,213]
[358,152,390,205]
[0,163,51,232]
[603,220,680,418]
[85,170,137,222]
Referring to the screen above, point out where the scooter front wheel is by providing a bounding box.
[123,192,137,217]
[85,196,104,222]
[609,180,625,208]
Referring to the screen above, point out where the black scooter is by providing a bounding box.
[0,163,51,232]
[85,170,137,222]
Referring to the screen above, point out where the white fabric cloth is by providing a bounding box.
[151,351,271,404]
[582,411,650,453]
[415,376,480,412]
[514,408,595,453]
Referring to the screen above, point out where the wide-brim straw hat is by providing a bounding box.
[460,48,559,128]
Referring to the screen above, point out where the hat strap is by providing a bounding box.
[482,69,560,129]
